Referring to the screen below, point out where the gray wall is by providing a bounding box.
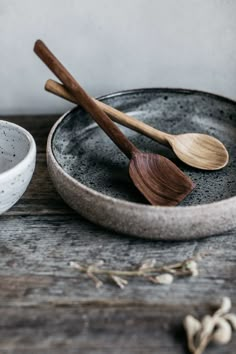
[0,0,236,114]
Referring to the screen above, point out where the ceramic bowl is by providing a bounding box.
[47,88,236,240]
[0,120,36,214]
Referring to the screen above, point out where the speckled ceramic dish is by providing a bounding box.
[47,88,236,240]
[0,120,36,214]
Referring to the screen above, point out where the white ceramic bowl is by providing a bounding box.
[0,120,36,214]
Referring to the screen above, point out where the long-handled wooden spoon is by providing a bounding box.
[45,79,229,171]
[34,39,195,206]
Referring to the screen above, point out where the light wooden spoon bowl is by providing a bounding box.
[45,79,229,170]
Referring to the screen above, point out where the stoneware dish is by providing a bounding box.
[0,120,36,214]
[47,88,236,240]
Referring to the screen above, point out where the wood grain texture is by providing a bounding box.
[34,41,195,206]
[34,40,137,159]
[0,115,235,353]
[45,79,229,171]
[45,79,170,145]
[129,151,194,205]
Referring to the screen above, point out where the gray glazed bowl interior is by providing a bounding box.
[47,88,236,240]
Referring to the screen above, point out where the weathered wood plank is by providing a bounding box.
[0,215,235,306]
[0,304,200,354]
[0,115,235,354]
[0,304,235,354]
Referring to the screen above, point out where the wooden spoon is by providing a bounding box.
[34,39,195,206]
[45,79,229,171]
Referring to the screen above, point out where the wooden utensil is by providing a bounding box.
[45,79,229,171]
[34,39,195,206]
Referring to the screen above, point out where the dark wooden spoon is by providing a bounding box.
[34,40,195,206]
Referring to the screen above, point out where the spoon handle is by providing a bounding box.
[34,40,137,159]
[45,79,170,145]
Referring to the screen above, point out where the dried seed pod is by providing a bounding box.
[215,297,232,316]
[69,261,83,270]
[184,260,199,276]
[224,314,236,330]
[94,260,105,267]
[184,315,201,336]
[183,297,235,354]
[183,315,201,352]
[154,273,174,284]
[139,259,156,270]
[200,315,215,340]
[212,317,232,344]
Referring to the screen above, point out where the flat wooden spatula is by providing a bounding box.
[34,40,195,206]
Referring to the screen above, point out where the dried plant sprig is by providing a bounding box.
[184,297,236,354]
[69,256,199,289]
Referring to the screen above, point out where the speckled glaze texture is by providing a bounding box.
[0,120,36,214]
[47,88,236,240]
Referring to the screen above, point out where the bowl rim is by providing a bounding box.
[47,87,236,214]
[0,120,36,181]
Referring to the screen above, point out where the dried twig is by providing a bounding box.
[69,256,200,289]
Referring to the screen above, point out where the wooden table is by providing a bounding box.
[0,115,235,354]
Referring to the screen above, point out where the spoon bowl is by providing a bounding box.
[44,79,229,171]
[129,151,194,206]
[169,133,229,170]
